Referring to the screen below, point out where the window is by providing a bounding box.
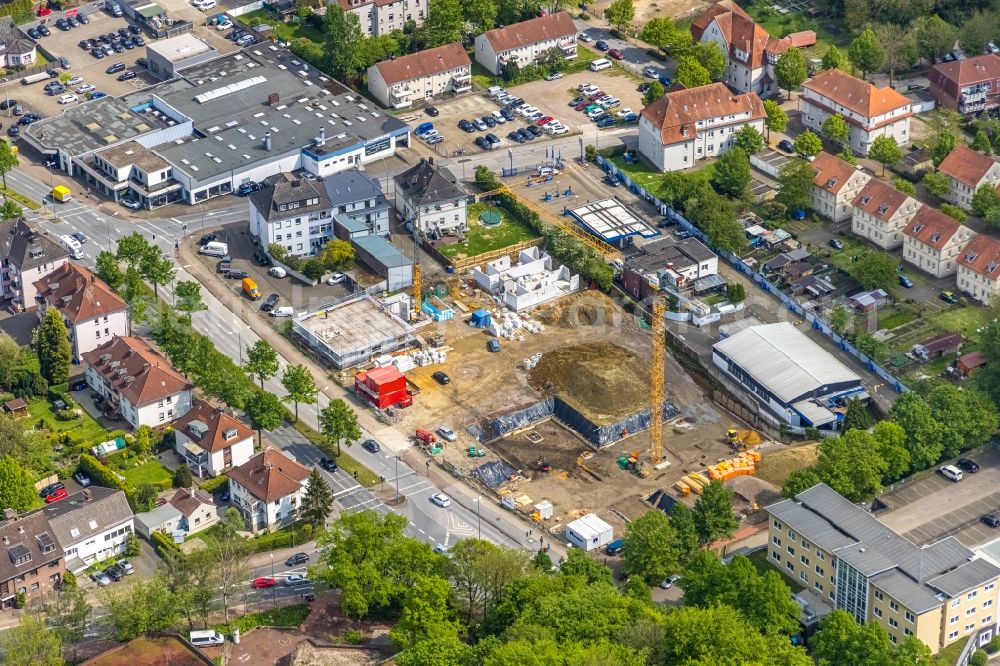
[904,628,912,636]
[905,611,915,623]
[950,615,959,625]
[815,566,824,577]
[773,520,782,530]
[772,535,782,547]
[985,600,993,609]
[888,618,898,628]
[800,555,809,566]
[949,630,959,640]
[96,331,101,339]
[889,635,896,644]
[159,412,165,421]
[889,601,898,612]
[952,599,961,608]
[771,551,781,563]
[987,583,996,592]
[814,582,823,592]
[817,551,825,561]
[967,607,977,616]
[799,571,808,582]
[984,616,993,625]
[801,538,810,549]
[786,561,793,572]
[970,591,979,600]
[966,623,976,632]
[874,590,884,601]
[874,608,882,618]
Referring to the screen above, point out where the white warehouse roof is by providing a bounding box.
[566,513,613,539]
[713,322,860,404]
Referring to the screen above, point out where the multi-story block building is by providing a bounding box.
[851,179,920,250]
[367,42,471,109]
[393,157,467,235]
[937,145,1000,211]
[88,141,183,209]
[0,512,63,611]
[0,218,68,313]
[323,169,391,237]
[801,68,911,156]
[249,173,335,258]
[768,483,1000,654]
[173,399,255,478]
[957,233,1000,304]
[339,0,426,37]
[82,336,193,429]
[474,13,577,76]
[228,448,311,534]
[929,54,1000,116]
[33,262,130,362]
[638,82,766,172]
[41,487,134,573]
[810,151,871,222]
[902,206,976,278]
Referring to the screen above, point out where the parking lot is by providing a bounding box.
[878,447,1000,548]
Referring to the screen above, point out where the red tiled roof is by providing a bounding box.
[811,151,863,195]
[168,488,215,518]
[803,68,911,118]
[958,233,1000,278]
[902,206,964,250]
[33,263,127,323]
[852,178,910,220]
[228,448,310,503]
[691,1,774,69]
[81,336,192,407]
[640,82,765,145]
[373,42,470,85]
[173,399,252,454]
[930,54,1000,89]
[480,12,576,54]
[938,144,1000,188]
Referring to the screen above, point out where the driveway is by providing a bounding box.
[574,21,675,81]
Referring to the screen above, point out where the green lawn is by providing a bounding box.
[743,5,848,59]
[242,11,324,43]
[746,548,804,593]
[121,460,173,487]
[608,155,715,195]
[930,306,991,344]
[879,310,918,330]
[929,639,967,666]
[473,47,601,89]
[437,203,539,260]
[26,399,107,443]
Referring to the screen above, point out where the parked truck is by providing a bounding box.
[241,277,260,300]
[51,185,73,203]
[22,71,54,85]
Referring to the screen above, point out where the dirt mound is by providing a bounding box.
[529,343,648,423]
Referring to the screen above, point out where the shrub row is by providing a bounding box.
[150,530,181,558]
[199,474,230,495]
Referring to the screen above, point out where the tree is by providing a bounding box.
[448,539,494,622]
[848,27,885,80]
[793,130,823,157]
[970,649,989,666]
[940,203,966,222]
[915,16,958,63]
[811,609,892,666]
[777,159,816,211]
[693,41,726,80]
[851,252,897,290]
[821,114,851,151]
[423,0,463,47]
[674,55,711,88]
[972,129,993,155]
[45,584,91,661]
[782,467,823,498]
[821,45,844,70]
[692,480,739,545]
[893,178,916,195]
[174,280,207,320]
[301,467,335,529]
[868,135,902,176]
[842,398,872,432]
[972,183,1000,217]
[33,306,72,385]
[641,17,684,58]
[687,192,747,253]
[670,503,699,563]
[161,548,219,629]
[763,99,788,140]
[318,398,362,456]
[281,363,317,421]
[244,390,285,447]
[816,429,888,500]
[712,147,752,197]
[98,575,180,641]
[726,282,746,304]
[462,0,498,35]
[95,250,125,291]
[889,391,942,472]
[0,455,35,512]
[0,331,22,391]
[390,574,460,650]
[603,0,634,33]
[642,80,666,106]
[923,170,952,197]
[559,547,614,585]
[0,199,23,220]
[4,616,62,666]
[115,231,152,269]
[174,463,193,489]
[0,141,19,189]
[245,340,280,389]
[733,125,765,155]
[323,7,365,80]
[960,12,996,58]
[621,509,677,584]
[132,424,157,456]
[928,383,999,458]
[212,508,251,622]
[829,304,850,334]
[875,23,916,88]
[139,246,175,298]
[396,636,471,666]
[775,47,808,98]
[872,420,910,481]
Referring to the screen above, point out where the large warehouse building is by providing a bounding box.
[712,322,864,428]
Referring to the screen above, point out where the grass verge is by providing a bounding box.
[197,521,313,554]
[289,418,379,487]
[242,11,324,42]
[215,603,311,637]
[0,186,41,210]
[437,202,539,259]
[929,639,967,666]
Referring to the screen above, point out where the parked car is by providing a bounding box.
[72,471,91,486]
[39,482,65,498]
[578,32,593,42]
[117,70,136,81]
[777,139,795,153]
[543,71,563,80]
[104,564,123,582]
[106,62,126,74]
[595,39,609,50]
[643,67,659,78]
[361,439,381,453]
[319,457,338,472]
[260,293,279,312]
[285,552,309,566]
[432,371,450,385]
[116,559,134,575]
[898,275,913,288]
[283,574,308,586]
[828,238,844,250]
[91,571,111,586]
[268,266,287,278]
[608,48,625,60]
[45,487,68,503]
[326,272,346,285]
[252,577,276,589]
[58,93,78,104]
[424,106,439,116]
[983,514,1000,528]
[226,269,249,280]
[430,493,451,508]
[940,290,960,304]
[238,181,261,196]
[437,426,457,441]
[957,458,980,473]
[660,574,682,589]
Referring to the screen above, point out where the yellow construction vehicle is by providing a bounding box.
[726,428,761,452]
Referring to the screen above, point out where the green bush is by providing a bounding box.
[987,635,1000,653]
[246,524,312,553]
[79,454,128,493]
[214,604,311,637]
[55,409,78,421]
[338,630,363,644]
[150,530,182,558]
[61,570,77,589]
[200,474,230,495]
[970,649,988,666]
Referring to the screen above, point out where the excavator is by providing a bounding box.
[726,428,761,452]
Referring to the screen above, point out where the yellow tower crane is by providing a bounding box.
[412,262,421,321]
[650,298,665,465]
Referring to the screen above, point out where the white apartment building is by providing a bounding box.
[638,82,766,172]
[937,145,1000,211]
[33,262,130,363]
[810,151,871,222]
[173,399,255,478]
[228,449,311,534]
[957,234,1000,304]
[41,488,134,573]
[902,205,976,278]
[851,179,920,250]
[368,42,471,109]
[89,141,182,210]
[81,336,193,430]
[801,68,912,156]
[249,173,335,258]
[393,158,468,235]
[474,12,577,75]
[0,218,68,313]
[339,0,426,37]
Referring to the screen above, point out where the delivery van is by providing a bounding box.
[58,235,84,260]
[242,277,261,300]
[199,241,229,257]
[590,58,612,72]
[188,630,225,647]
[269,306,294,318]
[51,185,73,203]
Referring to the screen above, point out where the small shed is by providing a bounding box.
[956,351,986,377]
[533,500,553,520]
[849,289,888,313]
[913,333,963,360]
[3,398,27,415]
[471,309,491,328]
[565,513,613,551]
[134,503,183,538]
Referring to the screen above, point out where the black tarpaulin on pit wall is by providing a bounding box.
[473,460,517,489]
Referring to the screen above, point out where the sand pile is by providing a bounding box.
[529,343,648,422]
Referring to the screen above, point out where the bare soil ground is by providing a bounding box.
[588,0,709,27]
[755,442,819,489]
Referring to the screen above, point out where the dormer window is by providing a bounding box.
[8,543,31,566]
[931,233,941,243]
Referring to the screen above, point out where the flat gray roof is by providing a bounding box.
[353,234,411,268]
[147,33,215,63]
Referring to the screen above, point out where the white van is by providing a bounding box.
[939,465,963,482]
[58,235,84,260]
[269,306,294,318]
[590,58,612,72]
[199,241,229,257]
[189,630,225,647]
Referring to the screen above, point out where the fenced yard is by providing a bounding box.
[436,203,540,260]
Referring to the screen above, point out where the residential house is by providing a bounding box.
[800,68,912,155]
[323,169,391,237]
[474,13,577,76]
[228,448,311,533]
[167,488,218,535]
[810,151,871,222]
[638,82,766,172]
[249,173,335,259]
[848,289,888,313]
[0,218,68,312]
[393,158,467,236]
[82,335,193,429]
[928,54,1000,116]
[912,332,963,360]
[936,145,1000,211]
[40,487,133,573]
[367,42,471,109]
[767,483,1000,654]
[173,399,255,478]
[339,0,426,37]
[957,233,1000,304]
[88,141,182,209]
[851,179,920,250]
[902,206,976,278]
[0,512,63,611]
[622,237,720,300]
[0,18,38,68]
[33,262,130,362]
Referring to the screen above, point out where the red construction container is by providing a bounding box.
[415,428,437,444]
[355,366,412,409]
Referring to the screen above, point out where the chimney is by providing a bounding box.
[190,487,195,499]
[268,92,280,106]
[264,133,272,151]
[318,126,326,147]
[83,488,92,502]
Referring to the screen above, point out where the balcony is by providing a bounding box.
[558,41,577,59]
[960,100,987,114]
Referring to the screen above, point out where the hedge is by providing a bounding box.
[76,430,127,456]
[214,604,311,638]
[150,530,181,558]
[79,454,128,493]
[200,474,230,495]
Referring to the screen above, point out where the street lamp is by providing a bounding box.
[270,554,275,609]
[474,496,481,539]
[394,455,401,502]
[230,329,244,365]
